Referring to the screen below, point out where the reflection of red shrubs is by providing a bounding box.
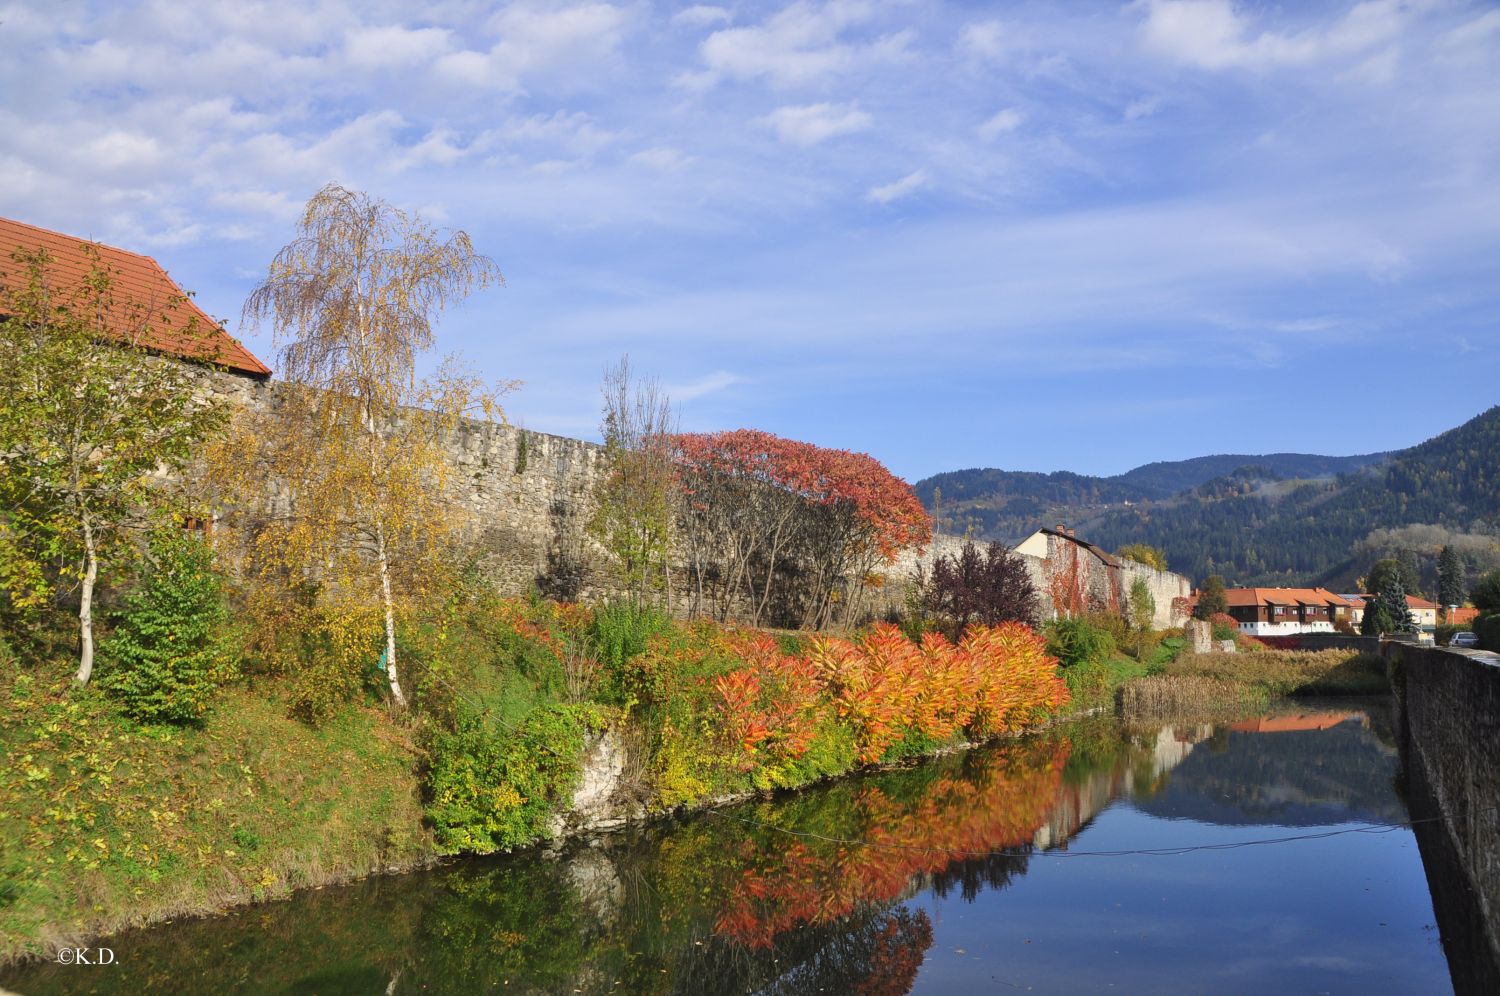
[714,739,1070,948]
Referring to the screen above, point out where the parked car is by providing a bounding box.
[1449,631,1479,648]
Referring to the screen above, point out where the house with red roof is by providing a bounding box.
[0,216,271,379]
[1222,587,1354,636]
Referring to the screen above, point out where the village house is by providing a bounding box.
[1341,593,1440,633]
[1222,587,1353,636]
[0,216,271,380]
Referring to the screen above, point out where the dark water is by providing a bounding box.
[3,701,1464,995]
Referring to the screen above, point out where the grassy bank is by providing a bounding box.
[1120,649,1387,720]
[0,668,430,963]
[0,593,1072,964]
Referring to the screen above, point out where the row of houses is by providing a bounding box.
[1215,587,1444,636]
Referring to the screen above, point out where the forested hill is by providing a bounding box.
[916,451,1387,548]
[918,406,1500,586]
[1111,452,1390,499]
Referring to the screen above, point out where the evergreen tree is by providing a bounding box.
[1362,576,1416,635]
[1367,557,1422,599]
[1437,544,1465,611]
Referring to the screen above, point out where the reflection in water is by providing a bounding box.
[1,702,1458,995]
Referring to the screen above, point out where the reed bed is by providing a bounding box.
[1119,649,1387,721]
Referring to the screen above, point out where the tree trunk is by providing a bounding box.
[75,512,98,684]
[375,521,406,708]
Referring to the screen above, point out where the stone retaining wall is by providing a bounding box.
[1384,641,1500,973]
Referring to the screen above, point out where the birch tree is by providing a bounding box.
[0,247,227,682]
[228,185,504,709]
[591,356,678,608]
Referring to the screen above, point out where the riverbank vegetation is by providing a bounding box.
[1120,648,1387,720]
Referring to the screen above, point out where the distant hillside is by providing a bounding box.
[1112,452,1389,499]
[918,406,1500,587]
[916,451,1388,550]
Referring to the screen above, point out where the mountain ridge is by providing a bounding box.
[916,406,1500,588]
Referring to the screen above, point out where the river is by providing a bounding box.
[1,700,1467,994]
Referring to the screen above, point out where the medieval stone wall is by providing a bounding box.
[191,367,1191,629]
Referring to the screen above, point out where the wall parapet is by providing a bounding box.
[1384,640,1500,977]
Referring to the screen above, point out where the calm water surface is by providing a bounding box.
[3,701,1460,995]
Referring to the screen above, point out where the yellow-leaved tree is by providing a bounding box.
[213,185,506,713]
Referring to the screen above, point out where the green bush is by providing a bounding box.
[1045,616,1116,669]
[97,529,237,724]
[424,703,601,854]
[1149,636,1186,672]
[1064,656,1147,711]
[1478,614,1500,652]
[1470,570,1500,614]
[589,601,673,701]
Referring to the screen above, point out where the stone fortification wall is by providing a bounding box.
[1115,560,1192,630]
[1384,641,1500,974]
[191,369,1191,630]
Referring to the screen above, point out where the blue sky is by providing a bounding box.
[2,0,1497,482]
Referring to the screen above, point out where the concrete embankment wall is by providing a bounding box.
[1384,641,1500,975]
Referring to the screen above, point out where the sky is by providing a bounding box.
[2,0,1497,483]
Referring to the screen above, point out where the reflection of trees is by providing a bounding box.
[713,738,1068,948]
[7,709,1411,996]
[1131,715,1405,827]
[670,907,934,996]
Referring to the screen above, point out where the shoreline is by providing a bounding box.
[0,703,1107,971]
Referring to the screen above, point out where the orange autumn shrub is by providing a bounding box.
[715,622,1068,767]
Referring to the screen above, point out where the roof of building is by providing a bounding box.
[1347,593,1439,610]
[1223,587,1353,609]
[0,216,271,378]
[1229,711,1366,734]
[1450,607,1480,624]
[1034,526,1120,568]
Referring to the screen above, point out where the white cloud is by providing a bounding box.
[345,25,451,70]
[977,108,1024,139]
[696,1,896,87]
[488,111,622,158]
[667,369,739,400]
[866,169,927,204]
[1138,0,1406,71]
[672,5,732,29]
[1124,96,1161,121]
[435,3,634,90]
[957,20,1011,61]
[393,127,470,170]
[759,102,872,145]
[629,146,692,171]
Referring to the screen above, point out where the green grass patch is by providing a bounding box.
[0,666,429,964]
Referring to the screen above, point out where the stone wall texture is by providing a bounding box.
[195,368,1191,628]
[1385,641,1500,973]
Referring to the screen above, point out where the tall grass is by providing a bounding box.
[1119,649,1387,720]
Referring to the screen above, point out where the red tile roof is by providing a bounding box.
[1223,587,1352,608]
[0,216,271,377]
[1229,711,1365,734]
